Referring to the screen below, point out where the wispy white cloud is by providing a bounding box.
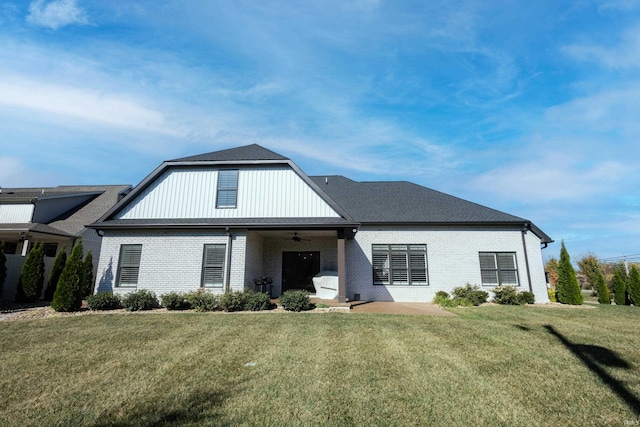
[564,25,640,69]
[0,74,181,136]
[26,0,88,30]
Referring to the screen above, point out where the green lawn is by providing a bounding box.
[1,306,639,426]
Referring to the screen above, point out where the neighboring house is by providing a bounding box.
[0,185,131,300]
[90,144,553,303]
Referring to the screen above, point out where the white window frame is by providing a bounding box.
[116,244,142,287]
[202,244,226,288]
[479,252,519,286]
[216,169,239,209]
[372,244,428,286]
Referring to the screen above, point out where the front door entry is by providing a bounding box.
[282,251,320,293]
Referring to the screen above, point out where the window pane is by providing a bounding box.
[500,270,518,286]
[217,170,238,208]
[218,170,238,188]
[392,269,408,284]
[391,253,407,269]
[481,270,499,285]
[118,244,142,287]
[479,253,496,270]
[203,244,226,287]
[497,253,516,269]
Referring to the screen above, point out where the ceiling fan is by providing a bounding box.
[291,232,311,242]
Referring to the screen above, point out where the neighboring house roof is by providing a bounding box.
[0,185,131,238]
[172,144,289,162]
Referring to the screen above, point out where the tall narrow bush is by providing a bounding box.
[17,242,45,301]
[612,269,627,306]
[626,265,640,306]
[81,251,94,298]
[556,241,583,305]
[52,238,84,312]
[44,247,67,301]
[0,242,6,300]
[596,271,610,305]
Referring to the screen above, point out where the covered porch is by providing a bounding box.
[243,227,355,303]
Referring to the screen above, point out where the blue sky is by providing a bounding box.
[1,0,639,261]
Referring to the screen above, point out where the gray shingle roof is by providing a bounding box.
[0,223,75,237]
[310,175,527,224]
[171,144,289,162]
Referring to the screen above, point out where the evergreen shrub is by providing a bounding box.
[279,290,314,312]
[122,290,158,311]
[220,290,248,312]
[0,242,6,300]
[44,248,66,301]
[185,289,220,312]
[596,272,611,305]
[87,292,122,310]
[612,270,627,305]
[627,265,640,306]
[52,239,84,312]
[161,292,191,310]
[556,241,583,305]
[18,242,45,301]
[244,290,273,311]
[81,251,94,299]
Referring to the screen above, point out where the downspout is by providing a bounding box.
[225,227,233,292]
[521,224,533,293]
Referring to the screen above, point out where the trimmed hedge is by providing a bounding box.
[492,286,535,305]
[122,290,158,311]
[280,290,314,312]
[220,290,248,312]
[87,292,122,310]
[244,290,273,311]
[184,289,220,312]
[161,292,191,310]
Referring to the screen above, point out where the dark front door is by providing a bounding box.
[282,251,320,293]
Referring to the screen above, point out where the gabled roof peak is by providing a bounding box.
[171,144,289,163]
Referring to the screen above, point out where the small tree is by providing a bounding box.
[545,257,559,289]
[556,241,583,305]
[612,269,627,306]
[52,238,84,312]
[0,242,6,300]
[577,254,601,291]
[81,251,94,299]
[596,271,610,305]
[44,247,67,301]
[628,265,640,306]
[17,242,46,301]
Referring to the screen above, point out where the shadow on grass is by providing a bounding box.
[91,388,230,427]
[544,324,640,416]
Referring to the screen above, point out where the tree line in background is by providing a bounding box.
[0,238,94,312]
[546,243,640,306]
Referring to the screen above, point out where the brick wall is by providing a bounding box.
[346,225,550,303]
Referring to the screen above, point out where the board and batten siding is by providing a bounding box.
[117,166,340,219]
[0,204,34,223]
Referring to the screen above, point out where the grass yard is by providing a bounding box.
[1,305,640,426]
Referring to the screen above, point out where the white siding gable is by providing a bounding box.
[0,204,34,223]
[117,166,340,219]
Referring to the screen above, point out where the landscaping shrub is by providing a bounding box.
[626,265,640,306]
[220,290,248,312]
[596,271,610,305]
[492,286,535,305]
[612,270,627,305]
[452,284,488,306]
[52,238,84,312]
[433,291,450,306]
[547,288,557,303]
[80,251,94,299]
[44,248,66,301]
[87,292,122,310]
[122,290,158,311]
[517,291,535,305]
[279,290,314,312]
[185,289,220,312]
[161,292,191,310]
[556,241,583,305]
[244,290,273,311]
[17,242,45,302]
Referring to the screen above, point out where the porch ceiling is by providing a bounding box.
[253,229,337,239]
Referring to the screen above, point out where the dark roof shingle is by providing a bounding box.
[171,144,288,162]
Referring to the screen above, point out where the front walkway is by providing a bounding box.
[349,301,456,316]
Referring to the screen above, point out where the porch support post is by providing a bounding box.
[337,230,347,303]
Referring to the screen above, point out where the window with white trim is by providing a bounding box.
[216,169,238,208]
[116,244,142,287]
[202,244,226,288]
[479,252,519,286]
[372,244,428,286]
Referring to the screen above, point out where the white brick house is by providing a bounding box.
[90,144,552,303]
